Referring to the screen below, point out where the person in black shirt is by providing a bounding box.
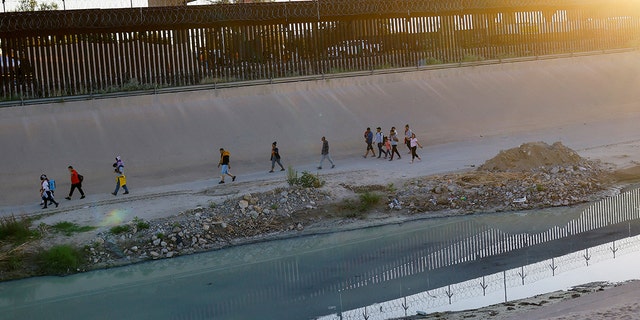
[218,148,236,184]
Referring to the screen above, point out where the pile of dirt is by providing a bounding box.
[478,141,585,172]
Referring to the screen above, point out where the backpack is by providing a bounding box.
[78,174,84,182]
[48,179,56,191]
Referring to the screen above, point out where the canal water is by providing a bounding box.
[2,197,640,319]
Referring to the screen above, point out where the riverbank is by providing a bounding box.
[0,139,634,280]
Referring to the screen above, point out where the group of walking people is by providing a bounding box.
[39,156,130,209]
[38,127,422,208]
[364,124,423,163]
[216,124,423,185]
[216,137,338,184]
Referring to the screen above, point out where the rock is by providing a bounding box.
[239,200,249,209]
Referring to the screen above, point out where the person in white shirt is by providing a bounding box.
[40,174,59,209]
[409,133,423,163]
[374,127,387,159]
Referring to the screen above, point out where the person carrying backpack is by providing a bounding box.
[65,165,85,200]
[40,174,59,209]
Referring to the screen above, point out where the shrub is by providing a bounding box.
[387,183,397,193]
[286,167,324,188]
[0,215,35,244]
[286,166,298,186]
[37,245,84,275]
[335,192,382,219]
[298,171,324,188]
[132,217,150,230]
[110,225,131,235]
[52,221,96,236]
[462,54,483,62]
[359,192,381,208]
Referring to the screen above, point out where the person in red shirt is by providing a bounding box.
[65,166,85,200]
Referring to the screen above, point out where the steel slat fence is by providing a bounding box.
[0,0,639,101]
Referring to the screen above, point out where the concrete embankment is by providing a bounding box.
[2,51,640,208]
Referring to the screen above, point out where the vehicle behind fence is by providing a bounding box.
[0,0,639,101]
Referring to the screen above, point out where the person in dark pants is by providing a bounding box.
[112,172,129,195]
[40,174,59,209]
[317,136,335,169]
[388,128,401,161]
[65,166,85,200]
[270,141,285,172]
[363,127,376,158]
[404,124,413,154]
[375,127,387,158]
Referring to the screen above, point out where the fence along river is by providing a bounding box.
[3,188,640,319]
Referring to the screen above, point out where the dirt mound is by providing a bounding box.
[479,141,585,172]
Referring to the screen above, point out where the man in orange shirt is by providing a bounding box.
[65,166,85,200]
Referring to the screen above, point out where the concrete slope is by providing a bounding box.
[2,51,640,207]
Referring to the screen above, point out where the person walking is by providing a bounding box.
[383,135,391,158]
[363,127,376,158]
[388,128,401,161]
[375,127,387,159]
[409,132,423,163]
[112,171,129,195]
[40,174,59,209]
[270,141,285,172]
[404,124,413,154]
[317,136,335,169]
[218,148,236,184]
[65,166,85,200]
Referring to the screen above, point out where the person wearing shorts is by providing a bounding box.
[218,148,236,184]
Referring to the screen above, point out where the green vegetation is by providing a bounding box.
[37,245,84,275]
[335,191,383,219]
[52,221,96,236]
[0,215,37,244]
[132,217,150,230]
[421,57,443,65]
[462,54,484,62]
[286,166,298,186]
[286,166,324,188]
[110,224,131,235]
